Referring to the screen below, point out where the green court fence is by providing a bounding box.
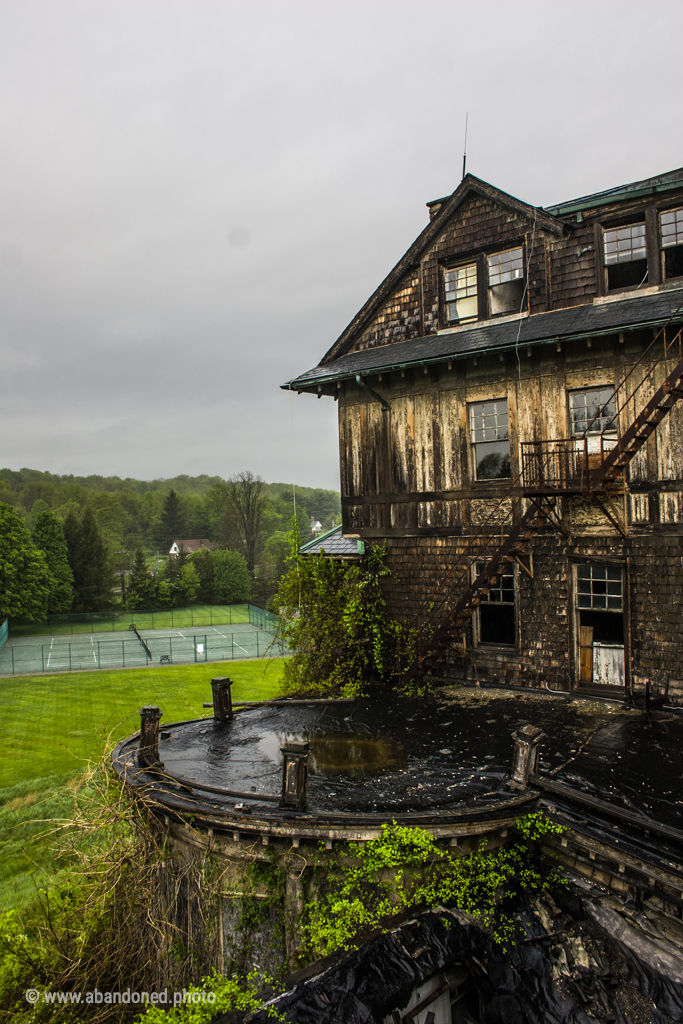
[248,605,280,633]
[9,604,256,638]
[0,618,8,653]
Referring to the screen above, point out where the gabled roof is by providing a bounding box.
[320,174,565,366]
[285,286,683,391]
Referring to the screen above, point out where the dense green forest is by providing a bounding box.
[0,468,341,611]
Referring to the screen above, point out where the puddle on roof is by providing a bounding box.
[258,730,406,777]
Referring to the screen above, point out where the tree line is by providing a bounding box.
[0,470,341,619]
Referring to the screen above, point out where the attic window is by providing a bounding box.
[661,207,683,280]
[487,247,525,315]
[444,263,478,323]
[603,223,648,291]
[470,400,511,480]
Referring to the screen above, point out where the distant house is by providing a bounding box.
[168,539,214,559]
[310,518,323,535]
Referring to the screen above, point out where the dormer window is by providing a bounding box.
[487,246,525,315]
[603,222,648,291]
[661,207,683,280]
[444,263,478,323]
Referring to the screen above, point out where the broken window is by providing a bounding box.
[661,207,683,280]
[577,564,625,687]
[477,563,515,646]
[487,246,525,315]
[569,388,617,436]
[444,263,478,323]
[603,222,648,291]
[470,400,511,480]
[577,564,622,611]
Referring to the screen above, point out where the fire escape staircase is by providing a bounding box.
[405,316,683,684]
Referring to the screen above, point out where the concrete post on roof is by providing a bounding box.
[280,741,309,810]
[138,705,164,771]
[211,677,234,722]
[509,724,544,790]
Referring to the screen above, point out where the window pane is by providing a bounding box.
[470,400,509,442]
[576,564,622,611]
[569,388,616,435]
[604,223,646,265]
[661,208,683,248]
[477,564,514,604]
[474,441,511,479]
[487,247,524,286]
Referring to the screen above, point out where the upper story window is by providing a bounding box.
[661,207,683,280]
[603,222,648,291]
[470,400,511,480]
[444,263,478,324]
[487,246,525,315]
[569,388,617,436]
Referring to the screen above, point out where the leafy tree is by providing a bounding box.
[159,488,186,549]
[126,547,157,610]
[63,507,113,612]
[0,502,53,618]
[213,549,251,603]
[31,510,74,613]
[274,519,417,697]
[224,471,266,571]
[178,563,200,605]
[190,548,250,604]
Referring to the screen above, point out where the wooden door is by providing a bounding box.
[579,625,593,683]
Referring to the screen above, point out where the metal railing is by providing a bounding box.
[521,435,619,494]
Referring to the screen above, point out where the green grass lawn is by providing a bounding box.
[0,657,285,911]
[0,657,285,788]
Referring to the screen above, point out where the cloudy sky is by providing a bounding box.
[1,1,681,490]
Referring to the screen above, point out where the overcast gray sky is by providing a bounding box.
[1,0,681,490]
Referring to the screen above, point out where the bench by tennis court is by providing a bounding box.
[0,621,284,676]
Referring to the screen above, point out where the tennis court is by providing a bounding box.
[0,620,284,676]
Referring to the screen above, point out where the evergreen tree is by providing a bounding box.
[191,548,215,603]
[159,489,186,549]
[0,502,54,618]
[31,510,74,613]
[126,547,157,610]
[63,507,113,612]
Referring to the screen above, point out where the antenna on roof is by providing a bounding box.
[462,112,468,180]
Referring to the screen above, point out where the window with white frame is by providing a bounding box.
[487,246,525,315]
[444,263,478,323]
[661,207,683,280]
[476,563,516,646]
[603,223,648,291]
[470,400,511,480]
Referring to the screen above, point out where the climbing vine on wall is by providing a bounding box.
[300,813,566,961]
[274,519,419,696]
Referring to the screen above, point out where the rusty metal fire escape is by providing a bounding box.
[405,311,683,684]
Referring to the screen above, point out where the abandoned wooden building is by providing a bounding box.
[285,167,683,698]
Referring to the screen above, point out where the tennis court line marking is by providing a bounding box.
[91,636,97,664]
[47,636,54,668]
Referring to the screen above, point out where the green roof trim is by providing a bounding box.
[299,524,341,553]
[544,168,683,217]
